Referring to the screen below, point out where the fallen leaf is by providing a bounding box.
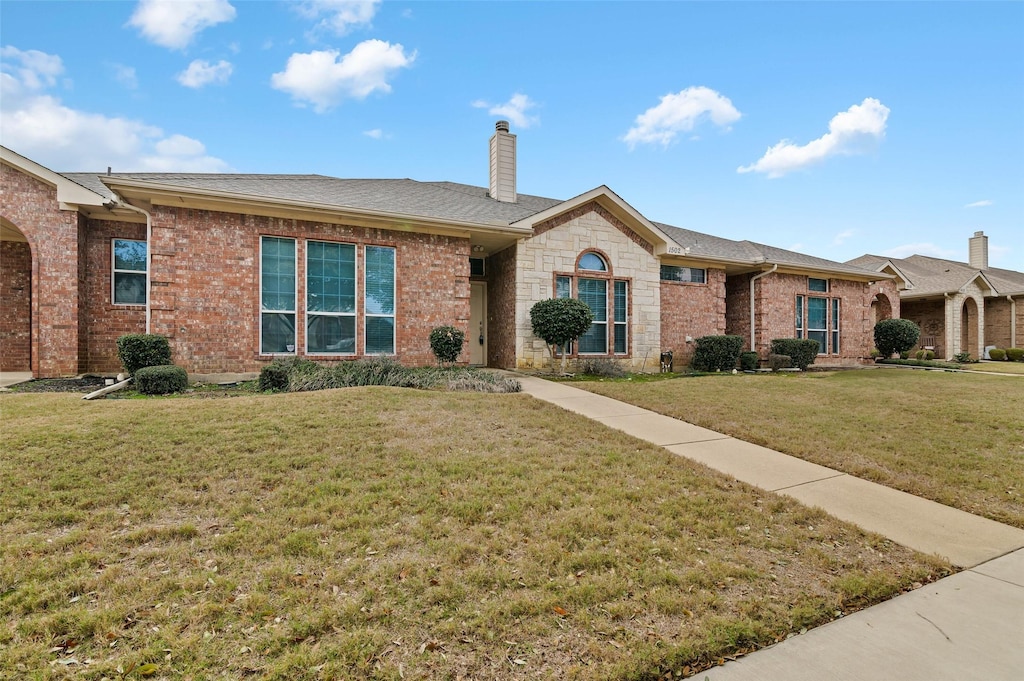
[399,569,409,582]
[553,606,568,616]
[137,663,159,676]
[512,658,526,665]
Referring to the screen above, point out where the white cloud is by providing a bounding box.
[111,63,138,89]
[1,46,64,92]
[296,0,380,35]
[738,97,890,178]
[964,199,992,208]
[271,40,414,113]
[363,128,384,139]
[177,59,233,88]
[881,242,958,260]
[471,93,539,129]
[832,229,856,246]
[128,0,236,50]
[623,86,741,148]
[0,47,229,172]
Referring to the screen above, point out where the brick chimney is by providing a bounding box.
[968,231,988,269]
[489,120,516,203]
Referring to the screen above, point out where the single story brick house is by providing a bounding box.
[1,123,895,378]
[849,232,1024,360]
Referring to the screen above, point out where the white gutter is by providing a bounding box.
[112,199,153,334]
[749,264,778,351]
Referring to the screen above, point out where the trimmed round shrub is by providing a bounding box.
[117,334,172,375]
[1007,348,1024,362]
[874,319,920,358]
[989,348,1006,361]
[770,338,819,370]
[690,335,745,372]
[739,351,759,371]
[134,364,188,395]
[530,297,594,373]
[924,350,935,361]
[429,325,466,365]
[768,354,792,372]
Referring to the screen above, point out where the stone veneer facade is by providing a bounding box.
[514,203,661,371]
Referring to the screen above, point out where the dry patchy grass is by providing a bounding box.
[962,361,1024,375]
[575,369,1024,528]
[1,389,947,679]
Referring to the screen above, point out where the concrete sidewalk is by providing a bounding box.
[515,374,1024,681]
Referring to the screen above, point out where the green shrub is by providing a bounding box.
[874,319,920,358]
[429,325,465,365]
[134,364,188,395]
[914,349,936,361]
[1007,348,1024,362]
[116,334,172,375]
[690,335,745,372]
[580,357,627,378]
[869,348,881,359]
[529,298,594,374]
[258,357,318,392]
[739,351,759,371]
[768,354,792,372]
[989,348,1007,361]
[953,352,973,363]
[770,339,819,370]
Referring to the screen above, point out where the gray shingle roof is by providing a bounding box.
[848,253,1024,296]
[61,170,876,276]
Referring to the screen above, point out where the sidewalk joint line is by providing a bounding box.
[662,436,733,447]
[771,473,847,492]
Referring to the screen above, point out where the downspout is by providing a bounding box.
[1009,295,1017,349]
[749,264,778,352]
[113,200,153,334]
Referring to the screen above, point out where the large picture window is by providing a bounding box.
[795,294,840,354]
[553,252,629,357]
[261,236,296,354]
[364,245,396,354]
[306,240,356,354]
[807,297,828,354]
[112,239,147,305]
[577,278,608,354]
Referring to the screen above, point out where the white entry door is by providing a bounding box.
[469,282,487,366]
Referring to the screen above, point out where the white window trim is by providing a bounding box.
[111,238,147,306]
[305,240,357,356]
[259,236,297,356]
[364,245,396,355]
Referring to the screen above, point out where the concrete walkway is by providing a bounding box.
[515,375,1024,681]
[0,371,32,388]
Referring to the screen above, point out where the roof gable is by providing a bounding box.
[1,146,107,208]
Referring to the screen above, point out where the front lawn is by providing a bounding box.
[574,369,1024,529]
[1,390,946,679]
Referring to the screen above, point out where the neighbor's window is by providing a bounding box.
[807,297,828,354]
[660,265,707,284]
[260,236,296,354]
[364,245,396,354]
[306,240,356,355]
[809,277,829,292]
[795,295,804,339]
[831,299,841,354]
[112,239,147,305]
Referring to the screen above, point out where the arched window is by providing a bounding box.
[578,252,607,272]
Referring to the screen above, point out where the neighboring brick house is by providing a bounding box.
[1,124,887,378]
[849,232,1024,360]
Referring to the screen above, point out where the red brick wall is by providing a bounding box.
[81,219,148,373]
[985,298,1012,349]
[660,267,726,364]
[485,244,517,369]
[725,273,752,348]
[140,206,470,374]
[1,163,81,376]
[747,272,874,364]
[0,240,32,371]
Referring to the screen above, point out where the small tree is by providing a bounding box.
[116,334,172,375]
[529,298,594,374]
[429,325,465,366]
[874,318,920,358]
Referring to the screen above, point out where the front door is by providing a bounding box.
[469,282,487,366]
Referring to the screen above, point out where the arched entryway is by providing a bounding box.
[961,297,979,359]
[0,217,33,372]
[871,292,893,327]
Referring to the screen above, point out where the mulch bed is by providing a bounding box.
[6,377,108,393]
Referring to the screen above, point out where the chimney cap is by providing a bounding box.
[495,120,510,132]
[973,230,985,237]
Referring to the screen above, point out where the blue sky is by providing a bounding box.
[2,1,1022,268]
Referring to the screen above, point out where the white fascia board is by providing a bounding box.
[0,146,107,208]
[510,185,676,251]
